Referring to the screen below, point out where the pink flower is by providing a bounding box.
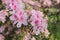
[33,26,40,35]
[31,37,36,40]
[42,0,52,6]
[10,10,28,28]
[2,0,9,4]
[2,0,24,13]
[44,29,50,38]
[0,34,5,40]
[2,0,11,10]
[10,0,24,10]
[0,10,7,23]
[34,1,41,7]
[0,26,5,33]
[8,0,28,28]
[30,10,48,35]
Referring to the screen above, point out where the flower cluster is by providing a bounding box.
[30,9,48,35]
[1,0,59,40]
[1,0,48,36]
[6,0,28,28]
[10,10,28,28]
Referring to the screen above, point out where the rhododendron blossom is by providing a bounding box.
[2,0,24,13]
[7,0,28,28]
[30,10,48,34]
[10,0,24,11]
[10,10,28,28]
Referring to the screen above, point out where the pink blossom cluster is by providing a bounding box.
[1,0,60,40]
[2,0,24,12]
[24,0,52,7]
[2,0,60,9]
[1,0,28,28]
[24,0,60,7]
[9,0,24,11]
[30,10,48,35]
[1,0,49,37]
[10,10,28,28]
[7,0,28,28]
